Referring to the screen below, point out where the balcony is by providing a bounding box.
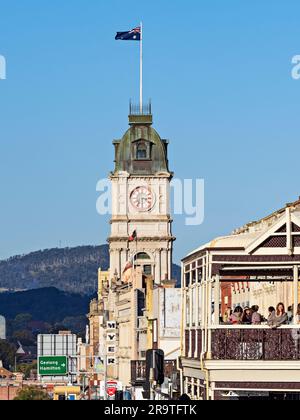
[211,326,300,361]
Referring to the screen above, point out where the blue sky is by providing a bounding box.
[0,0,300,263]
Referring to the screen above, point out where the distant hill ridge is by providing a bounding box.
[0,287,91,322]
[0,246,181,296]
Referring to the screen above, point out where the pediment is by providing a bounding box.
[132,138,155,144]
[245,212,300,254]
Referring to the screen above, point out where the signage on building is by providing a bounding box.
[107,333,116,342]
[107,357,116,365]
[106,320,117,366]
[38,356,68,376]
[99,380,122,398]
[107,346,116,354]
[107,321,116,330]
[107,380,118,397]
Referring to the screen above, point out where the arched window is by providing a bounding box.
[136,252,151,260]
[136,142,148,160]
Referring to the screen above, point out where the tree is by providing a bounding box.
[17,362,37,379]
[14,313,32,329]
[14,386,51,401]
[0,340,16,370]
[12,330,35,346]
[62,316,87,335]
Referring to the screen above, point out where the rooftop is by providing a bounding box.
[184,197,300,258]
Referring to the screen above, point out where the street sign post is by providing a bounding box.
[38,356,68,376]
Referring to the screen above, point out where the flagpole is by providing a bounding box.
[140,21,143,114]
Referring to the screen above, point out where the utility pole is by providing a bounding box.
[103,352,108,401]
[149,350,157,400]
[99,335,108,401]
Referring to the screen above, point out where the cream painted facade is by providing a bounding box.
[87,109,180,394]
[181,199,300,400]
[89,268,181,388]
[153,288,181,360]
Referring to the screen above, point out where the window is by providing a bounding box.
[137,252,151,260]
[143,265,152,275]
[192,270,196,283]
[136,142,148,160]
[185,273,190,288]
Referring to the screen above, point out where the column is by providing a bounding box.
[154,252,160,284]
[118,249,122,278]
[158,249,162,284]
[168,247,172,280]
[195,279,200,358]
[196,270,200,326]
[120,249,126,274]
[184,378,188,395]
[214,275,220,326]
[207,279,213,359]
[294,265,299,324]
[111,248,120,279]
[188,288,193,358]
[181,262,186,358]
[191,377,195,400]
[201,281,206,354]
[197,379,201,400]
[287,207,293,255]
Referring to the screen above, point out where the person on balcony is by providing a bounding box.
[288,304,300,325]
[287,306,294,324]
[223,307,232,323]
[268,303,288,328]
[242,307,253,325]
[229,306,243,325]
[251,305,262,325]
[296,304,300,324]
[267,306,276,323]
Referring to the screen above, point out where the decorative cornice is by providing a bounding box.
[110,216,173,224]
[107,236,176,243]
[110,173,173,180]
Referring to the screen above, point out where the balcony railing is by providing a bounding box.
[129,101,152,116]
[211,326,300,361]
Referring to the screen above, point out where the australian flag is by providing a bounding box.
[115,27,141,41]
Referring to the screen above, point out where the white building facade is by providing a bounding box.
[180,199,300,400]
[108,109,175,285]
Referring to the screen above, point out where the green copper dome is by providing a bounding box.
[112,114,171,176]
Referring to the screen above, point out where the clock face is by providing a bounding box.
[130,187,154,211]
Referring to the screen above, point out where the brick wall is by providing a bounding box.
[0,385,21,401]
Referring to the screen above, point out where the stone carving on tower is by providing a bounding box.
[108,105,175,285]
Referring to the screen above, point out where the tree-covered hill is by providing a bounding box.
[0,246,109,296]
[0,287,91,323]
[0,245,181,296]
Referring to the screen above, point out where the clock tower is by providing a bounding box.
[109,105,175,284]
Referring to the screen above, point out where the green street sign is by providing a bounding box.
[38,356,68,376]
